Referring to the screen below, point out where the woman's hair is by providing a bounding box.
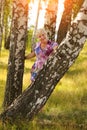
[36,28,48,40]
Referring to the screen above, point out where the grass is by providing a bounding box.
[0,43,87,130]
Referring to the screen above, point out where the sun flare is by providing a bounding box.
[28,0,65,29]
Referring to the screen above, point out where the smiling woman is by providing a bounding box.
[25,28,58,82]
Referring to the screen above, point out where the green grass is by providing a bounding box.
[0,43,87,130]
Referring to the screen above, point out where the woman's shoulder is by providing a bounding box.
[35,42,40,48]
[33,42,40,51]
[34,42,41,54]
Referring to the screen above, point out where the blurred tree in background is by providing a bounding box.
[0,0,5,50]
[44,0,58,41]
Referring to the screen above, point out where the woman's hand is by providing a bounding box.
[25,51,36,60]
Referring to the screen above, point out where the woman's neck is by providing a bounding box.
[40,40,48,49]
[41,39,48,44]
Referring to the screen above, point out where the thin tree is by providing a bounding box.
[4,0,12,49]
[56,0,84,44]
[56,0,73,44]
[0,0,5,50]
[44,0,58,41]
[31,0,41,51]
[1,0,87,122]
[3,0,28,108]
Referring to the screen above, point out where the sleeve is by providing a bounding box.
[34,42,40,55]
[52,42,58,48]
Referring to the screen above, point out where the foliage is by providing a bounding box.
[26,26,34,50]
[73,0,84,18]
[4,0,12,35]
[26,26,39,52]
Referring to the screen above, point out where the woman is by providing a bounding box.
[25,28,58,82]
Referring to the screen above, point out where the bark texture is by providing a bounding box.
[3,0,28,108]
[0,0,87,123]
[44,0,58,41]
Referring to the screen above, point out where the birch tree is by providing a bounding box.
[3,0,28,108]
[4,0,12,49]
[44,0,58,41]
[56,0,73,44]
[1,0,87,122]
[56,0,84,44]
[0,0,5,50]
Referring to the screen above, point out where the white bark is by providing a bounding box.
[3,0,28,108]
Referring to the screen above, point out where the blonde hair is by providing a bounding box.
[36,28,48,40]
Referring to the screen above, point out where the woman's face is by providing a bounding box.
[38,33,47,43]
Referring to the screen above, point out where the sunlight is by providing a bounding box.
[28,1,38,26]
[55,0,65,40]
[28,0,65,29]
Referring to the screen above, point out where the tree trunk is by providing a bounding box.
[44,0,58,41]
[31,0,41,51]
[56,0,73,44]
[0,0,5,50]
[0,0,2,50]
[0,0,87,123]
[3,0,28,108]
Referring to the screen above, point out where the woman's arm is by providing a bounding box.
[25,51,36,60]
[53,42,58,50]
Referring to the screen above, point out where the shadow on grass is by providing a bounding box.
[37,109,87,130]
[0,113,87,130]
[67,67,86,77]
